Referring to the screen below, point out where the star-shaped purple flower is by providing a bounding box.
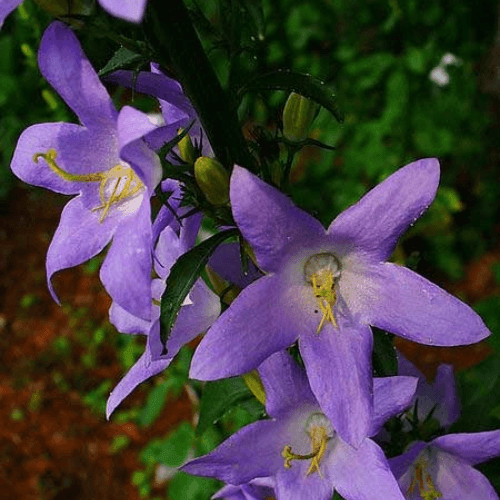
[10,21,162,320]
[390,430,500,499]
[183,350,418,500]
[106,213,221,418]
[190,161,490,447]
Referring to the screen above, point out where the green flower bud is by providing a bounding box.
[282,92,319,142]
[178,130,196,165]
[194,157,229,205]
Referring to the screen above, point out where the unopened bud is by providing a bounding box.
[178,130,196,164]
[194,157,229,205]
[282,92,319,142]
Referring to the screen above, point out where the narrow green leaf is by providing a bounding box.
[139,378,175,427]
[160,228,239,350]
[239,70,344,123]
[99,47,143,77]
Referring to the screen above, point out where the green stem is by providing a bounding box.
[145,0,255,171]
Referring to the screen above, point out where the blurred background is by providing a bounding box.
[0,0,499,498]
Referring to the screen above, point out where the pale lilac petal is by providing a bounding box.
[181,420,288,484]
[179,211,203,254]
[363,262,490,345]
[46,196,116,302]
[299,318,373,448]
[389,441,427,479]
[430,363,460,427]
[109,301,150,334]
[0,0,23,27]
[154,226,181,277]
[328,158,440,261]
[328,438,406,500]
[258,351,316,418]
[189,275,306,380]
[213,478,275,500]
[98,0,147,22]
[433,431,500,466]
[11,122,118,194]
[230,166,326,272]
[100,197,152,320]
[106,351,172,418]
[39,22,117,128]
[369,376,418,436]
[433,451,499,500]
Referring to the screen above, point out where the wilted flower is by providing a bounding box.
[190,160,490,447]
[390,430,500,499]
[183,351,417,500]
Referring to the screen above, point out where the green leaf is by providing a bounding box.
[98,47,144,77]
[168,471,220,500]
[139,378,175,427]
[372,329,397,377]
[197,377,261,434]
[239,70,344,123]
[160,228,239,350]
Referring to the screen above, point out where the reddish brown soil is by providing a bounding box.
[0,186,192,500]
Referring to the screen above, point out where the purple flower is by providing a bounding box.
[213,477,275,500]
[183,351,417,500]
[390,431,500,499]
[190,161,490,447]
[106,213,221,417]
[10,21,162,320]
[0,0,22,27]
[398,352,460,430]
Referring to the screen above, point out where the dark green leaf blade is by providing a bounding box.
[160,228,239,350]
[99,47,144,77]
[372,328,397,377]
[239,70,344,123]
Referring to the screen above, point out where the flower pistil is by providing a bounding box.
[408,455,442,500]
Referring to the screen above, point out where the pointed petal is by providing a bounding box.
[299,319,373,448]
[433,430,500,466]
[363,262,491,345]
[430,364,461,428]
[100,197,152,320]
[258,351,316,418]
[0,0,22,27]
[329,439,406,500]
[109,301,150,334]
[46,196,116,302]
[181,420,287,484]
[98,0,147,22]
[230,166,326,272]
[328,159,440,261]
[389,441,427,480]
[189,275,304,380]
[369,376,418,436]
[39,22,117,128]
[106,351,172,418]
[433,450,499,500]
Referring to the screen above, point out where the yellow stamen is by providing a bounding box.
[34,149,143,222]
[408,457,442,500]
[311,270,338,333]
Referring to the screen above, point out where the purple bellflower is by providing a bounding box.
[398,352,460,430]
[183,350,418,500]
[10,21,162,320]
[190,161,490,447]
[106,213,221,418]
[390,430,500,499]
[213,477,275,500]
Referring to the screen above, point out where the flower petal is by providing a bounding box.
[230,166,326,272]
[299,318,373,448]
[106,351,172,418]
[109,301,150,334]
[99,197,152,320]
[39,22,117,128]
[369,376,418,437]
[328,438,406,500]
[98,0,148,22]
[432,430,500,466]
[46,196,116,303]
[364,262,491,345]
[181,420,287,484]
[328,158,440,261]
[189,275,304,380]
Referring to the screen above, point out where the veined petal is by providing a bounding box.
[46,196,116,303]
[98,0,147,22]
[109,301,150,335]
[190,274,304,380]
[432,431,500,466]
[106,351,172,419]
[328,439,406,500]
[364,262,490,345]
[181,420,288,484]
[328,158,440,262]
[369,376,418,437]
[100,197,152,320]
[230,166,326,272]
[258,351,316,418]
[299,318,373,448]
[39,22,117,128]
[0,0,23,27]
